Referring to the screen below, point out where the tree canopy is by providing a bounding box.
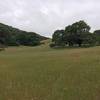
[51,20,97,47]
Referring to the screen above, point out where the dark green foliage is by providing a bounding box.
[0,23,47,46]
[6,36,19,46]
[64,21,92,47]
[52,30,65,46]
[93,30,100,45]
[51,20,96,47]
[49,43,56,48]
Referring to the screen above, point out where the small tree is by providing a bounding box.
[52,30,65,46]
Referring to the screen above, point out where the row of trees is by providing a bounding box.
[51,20,100,47]
[0,23,47,47]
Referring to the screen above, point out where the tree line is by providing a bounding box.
[0,23,47,47]
[50,20,100,47]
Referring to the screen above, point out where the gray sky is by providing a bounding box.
[0,0,100,37]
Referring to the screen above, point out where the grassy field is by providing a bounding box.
[0,43,100,100]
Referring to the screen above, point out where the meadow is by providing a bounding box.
[0,43,100,100]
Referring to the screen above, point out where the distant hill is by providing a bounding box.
[0,23,48,46]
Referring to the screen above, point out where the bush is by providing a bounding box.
[49,43,56,48]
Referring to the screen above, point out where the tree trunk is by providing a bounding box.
[69,42,73,47]
[78,43,82,47]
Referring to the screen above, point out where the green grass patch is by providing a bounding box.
[0,45,100,100]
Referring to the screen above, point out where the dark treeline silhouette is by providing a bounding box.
[50,20,100,48]
[0,23,48,47]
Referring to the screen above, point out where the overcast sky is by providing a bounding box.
[0,0,100,37]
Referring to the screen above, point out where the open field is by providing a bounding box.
[0,44,100,100]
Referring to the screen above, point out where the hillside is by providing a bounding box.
[0,45,100,100]
[0,23,48,46]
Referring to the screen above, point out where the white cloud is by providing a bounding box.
[0,0,100,37]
